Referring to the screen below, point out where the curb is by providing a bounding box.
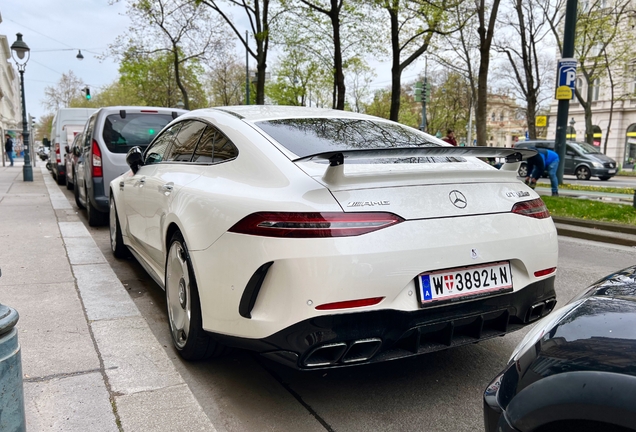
[553,216,636,247]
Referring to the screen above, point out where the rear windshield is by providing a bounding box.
[102,113,174,153]
[255,118,439,159]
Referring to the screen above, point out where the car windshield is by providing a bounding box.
[255,118,441,160]
[570,141,602,155]
[102,113,174,154]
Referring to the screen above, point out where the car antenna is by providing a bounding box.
[119,110,126,119]
[171,111,179,119]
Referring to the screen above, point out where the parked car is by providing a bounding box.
[37,145,49,161]
[75,106,186,226]
[64,133,84,191]
[514,140,618,180]
[49,108,95,185]
[484,265,636,432]
[109,106,559,368]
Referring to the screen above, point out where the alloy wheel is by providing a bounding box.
[166,242,191,349]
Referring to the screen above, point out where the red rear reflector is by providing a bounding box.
[55,143,61,163]
[91,139,103,178]
[315,297,384,311]
[228,212,404,238]
[534,267,556,277]
[140,110,159,113]
[511,198,550,219]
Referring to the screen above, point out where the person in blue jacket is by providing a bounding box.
[525,147,560,196]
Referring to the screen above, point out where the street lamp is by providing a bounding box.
[10,33,32,182]
[76,50,84,60]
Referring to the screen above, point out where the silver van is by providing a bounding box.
[75,107,186,226]
[514,140,618,180]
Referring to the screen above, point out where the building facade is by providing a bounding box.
[0,13,22,161]
[485,93,527,147]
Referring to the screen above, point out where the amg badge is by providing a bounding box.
[347,201,390,207]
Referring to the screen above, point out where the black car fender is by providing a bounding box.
[504,371,636,431]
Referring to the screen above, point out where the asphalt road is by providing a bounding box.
[60,184,636,432]
[561,174,636,188]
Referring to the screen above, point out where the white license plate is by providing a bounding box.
[417,262,512,305]
[608,169,616,174]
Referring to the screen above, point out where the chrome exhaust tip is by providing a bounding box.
[303,342,347,367]
[341,338,382,364]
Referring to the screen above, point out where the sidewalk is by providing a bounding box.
[0,161,216,431]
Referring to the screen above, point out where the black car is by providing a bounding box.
[484,265,636,432]
[514,140,618,180]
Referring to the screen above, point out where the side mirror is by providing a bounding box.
[126,146,144,174]
[65,145,70,154]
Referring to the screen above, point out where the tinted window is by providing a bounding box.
[144,123,182,165]
[255,118,438,158]
[102,113,174,154]
[192,125,238,163]
[165,120,207,162]
[84,116,96,148]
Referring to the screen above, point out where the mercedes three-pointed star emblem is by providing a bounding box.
[449,190,467,209]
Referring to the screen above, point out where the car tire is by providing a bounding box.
[598,176,611,181]
[518,162,528,178]
[74,171,85,209]
[165,231,230,361]
[109,195,129,259]
[575,166,591,180]
[86,185,107,227]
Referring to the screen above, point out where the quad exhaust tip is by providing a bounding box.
[527,297,557,323]
[303,338,383,367]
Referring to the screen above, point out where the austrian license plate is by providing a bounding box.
[608,169,616,174]
[417,261,512,305]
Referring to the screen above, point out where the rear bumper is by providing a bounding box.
[89,177,109,213]
[211,276,556,369]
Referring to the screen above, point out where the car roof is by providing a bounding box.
[198,106,390,123]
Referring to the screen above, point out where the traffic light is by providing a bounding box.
[414,82,423,102]
[84,87,91,100]
[424,82,431,102]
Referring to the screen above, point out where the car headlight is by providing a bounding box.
[592,162,603,168]
[509,299,584,362]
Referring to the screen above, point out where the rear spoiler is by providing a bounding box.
[293,146,536,186]
[292,147,537,166]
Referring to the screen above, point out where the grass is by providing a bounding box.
[542,195,636,225]
[619,170,636,177]
[535,182,635,195]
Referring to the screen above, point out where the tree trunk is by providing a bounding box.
[173,45,190,110]
[526,94,537,139]
[388,5,401,122]
[331,4,346,110]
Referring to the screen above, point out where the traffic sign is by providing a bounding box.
[556,58,577,100]
[536,116,547,127]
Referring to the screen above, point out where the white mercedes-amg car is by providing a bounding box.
[109,106,558,369]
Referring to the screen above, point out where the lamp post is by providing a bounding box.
[10,33,32,182]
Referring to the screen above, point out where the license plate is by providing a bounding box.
[608,169,616,174]
[417,262,512,305]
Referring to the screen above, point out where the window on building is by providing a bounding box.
[592,78,600,101]
[499,112,504,122]
[491,112,496,121]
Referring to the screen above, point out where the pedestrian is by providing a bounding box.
[524,147,545,190]
[541,148,560,196]
[4,133,14,166]
[442,129,458,146]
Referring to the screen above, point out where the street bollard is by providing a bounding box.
[0,271,26,432]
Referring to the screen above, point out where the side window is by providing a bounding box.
[164,120,207,162]
[144,123,182,165]
[192,125,238,163]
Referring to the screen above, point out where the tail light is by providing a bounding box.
[229,212,404,238]
[55,143,61,163]
[91,139,102,177]
[511,198,550,219]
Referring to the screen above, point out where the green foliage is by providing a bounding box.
[542,195,636,225]
[364,87,420,127]
[118,49,207,108]
[426,71,471,140]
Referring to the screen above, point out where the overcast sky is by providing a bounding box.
[1,0,421,124]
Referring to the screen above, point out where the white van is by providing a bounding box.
[50,108,96,185]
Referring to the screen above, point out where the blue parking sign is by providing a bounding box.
[558,58,577,88]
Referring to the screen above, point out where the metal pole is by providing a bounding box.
[554,0,578,184]
[420,76,427,132]
[245,31,250,106]
[18,67,32,181]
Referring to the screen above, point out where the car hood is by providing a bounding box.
[588,153,616,163]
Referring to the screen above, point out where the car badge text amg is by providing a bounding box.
[347,201,390,207]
